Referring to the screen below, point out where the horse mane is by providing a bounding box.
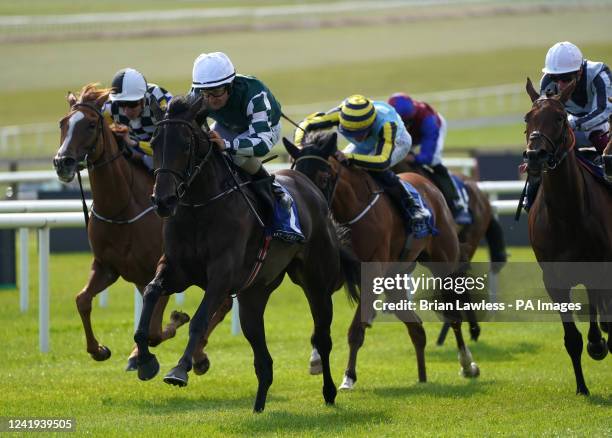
[303,129,335,149]
[78,82,111,104]
[167,95,193,117]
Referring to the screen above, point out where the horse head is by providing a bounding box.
[523,77,576,176]
[151,94,212,218]
[54,84,110,182]
[283,130,339,202]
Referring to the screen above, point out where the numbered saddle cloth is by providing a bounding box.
[451,175,473,225]
[268,182,305,243]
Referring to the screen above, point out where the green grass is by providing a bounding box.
[0,246,610,436]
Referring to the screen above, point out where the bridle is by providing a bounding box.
[153,118,214,200]
[69,102,125,171]
[524,97,576,172]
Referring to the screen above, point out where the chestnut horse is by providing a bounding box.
[525,78,612,395]
[53,84,197,368]
[133,95,360,412]
[392,159,507,342]
[284,131,481,390]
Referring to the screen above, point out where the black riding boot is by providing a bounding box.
[431,164,468,219]
[372,170,429,235]
[251,166,292,212]
[250,167,275,223]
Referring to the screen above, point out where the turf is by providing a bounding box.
[0,246,610,436]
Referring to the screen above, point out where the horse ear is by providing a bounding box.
[322,132,338,155]
[187,95,204,120]
[149,97,164,120]
[557,79,576,104]
[282,137,301,160]
[525,77,540,103]
[66,92,77,108]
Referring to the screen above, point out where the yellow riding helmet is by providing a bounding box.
[339,95,376,137]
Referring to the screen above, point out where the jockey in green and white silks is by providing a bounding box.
[189,52,293,214]
[294,94,430,237]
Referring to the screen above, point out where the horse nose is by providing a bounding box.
[53,156,76,170]
[524,149,547,162]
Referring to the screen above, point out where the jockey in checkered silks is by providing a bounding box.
[103,68,172,170]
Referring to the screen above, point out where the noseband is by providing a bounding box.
[153,118,213,199]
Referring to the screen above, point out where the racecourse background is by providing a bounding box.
[0,1,611,436]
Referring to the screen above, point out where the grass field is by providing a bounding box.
[0,246,611,436]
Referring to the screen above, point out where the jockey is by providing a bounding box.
[103,68,172,170]
[539,42,611,153]
[387,93,470,223]
[294,94,430,237]
[189,52,292,213]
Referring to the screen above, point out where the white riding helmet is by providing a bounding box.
[192,52,236,89]
[542,42,583,75]
[110,68,147,102]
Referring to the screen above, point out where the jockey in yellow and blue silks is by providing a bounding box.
[388,93,470,223]
[294,94,429,236]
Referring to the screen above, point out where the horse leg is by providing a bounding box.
[340,303,367,390]
[75,260,118,361]
[586,300,608,361]
[450,320,480,378]
[192,296,233,376]
[126,291,190,372]
[163,289,226,388]
[134,281,164,381]
[548,286,589,395]
[302,281,337,405]
[403,319,427,383]
[237,285,275,413]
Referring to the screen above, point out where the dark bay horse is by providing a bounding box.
[393,159,507,342]
[525,78,612,395]
[53,84,191,366]
[284,131,481,390]
[133,95,360,412]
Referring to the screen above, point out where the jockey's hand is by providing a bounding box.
[208,130,227,151]
[334,150,349,164]
[405,153,416,163]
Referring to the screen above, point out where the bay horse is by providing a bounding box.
[133,95,360,413]
[283,131,481,390]
[53,84,195,368]
[392,158,508,343]
[525,77,612,395]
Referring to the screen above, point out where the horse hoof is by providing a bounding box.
[125,356,138,372]
[587,338,608,361]
[170,310,190,326]
[470,325,481,342]
[90,345,112,362]
[192,356,211,376]
[323,384,337,405]
[137,354,160,381]
[339,375,356,390]
[164,366,189,387]
[309,349,322,375]
[576,386,590,396]
[460,362,480,378]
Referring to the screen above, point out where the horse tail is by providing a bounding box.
[485,216,507,273]
[333,220,361,304]
[338,245,361,305]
